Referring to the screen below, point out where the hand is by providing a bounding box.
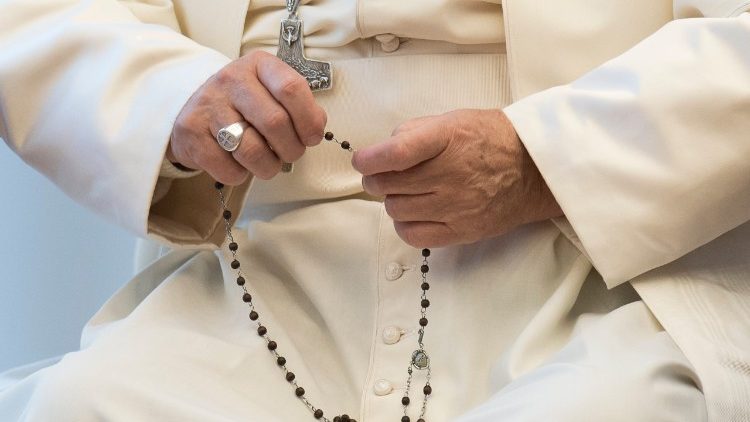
[352,109,563,248]
[167,51,327,184]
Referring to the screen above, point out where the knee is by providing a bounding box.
[24,350,115,421]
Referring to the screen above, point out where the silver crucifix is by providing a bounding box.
[276,0,332,91]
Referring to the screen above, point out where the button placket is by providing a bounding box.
[365,209,425,421]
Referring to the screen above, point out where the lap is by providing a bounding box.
[455,301,707,422]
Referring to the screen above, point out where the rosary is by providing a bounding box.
[214,130,433,422]
[214,2,434,420]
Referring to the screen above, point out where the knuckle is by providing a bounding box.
[277,143,305,163]
[264,109,291,132]
[278,75,306,99]
[388,143,409,168]
[214,67,236,87]
[383,196,402,220]
[234,141,266,166]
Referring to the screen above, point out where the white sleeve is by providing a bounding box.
[0,0,231,238]
[504,11,750,287]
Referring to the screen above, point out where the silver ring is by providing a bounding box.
[216,121,250,152]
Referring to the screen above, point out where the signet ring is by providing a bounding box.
[216,121,250,152]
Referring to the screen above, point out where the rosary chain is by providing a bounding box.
[214,131,432,422]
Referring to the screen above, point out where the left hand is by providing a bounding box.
[351,109,563,248]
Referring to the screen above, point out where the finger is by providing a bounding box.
[255,52,328,146]
[393,220,459,248]
[230,78,305,163]
[361,162,441,196]
[231,124,283,180]
[189,128,250,186]
[352,122,448,176]
[384,193,452,222]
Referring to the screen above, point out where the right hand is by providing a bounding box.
[167,51,327,185]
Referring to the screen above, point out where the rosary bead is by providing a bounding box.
[341,415,350,422]
[324,132,334,140]
[419,317,428,327]
[257,326,267,336]
[229,242,238,251]
[333,417,341,422]
[401,416,410,422]
[268,341,278,350]
[214,182,224,190]
[417,419,425,422]
[277,356,286,366]
[243,293,252,303]
[341,141,350,150]
[422,248,430,257]
[401,396,410,405]
[421,299,430,308]
[249,311,259,320]
[314,409,324,419]
[223,210,232,220]
[231,260,240,269]
[420,264,429,273]
[286,371,296,382]
[295,387,305,397]
[423,385,432,395]
[421,282,430,291]
[237,276,245,286]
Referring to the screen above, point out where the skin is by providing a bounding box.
[168,54,562,248]
[167,51,328,183]
[352,109,563,248]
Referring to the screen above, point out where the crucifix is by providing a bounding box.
[276,0,333,92]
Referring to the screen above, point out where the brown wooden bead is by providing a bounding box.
[333,417,341,422]
[236,276,245,286]
[214,182,224,190]
[286,372,295,382]
[420,264,429,273]
[421,248,430,257]
[277,356,286,366]
[229,242,238,251]
[231,260,240,269]
[341,141,350,149]
[295,387,305,397]
[340,415,350,422]
[423,385,432,395]
[223,210,232,220]
[314,409,323,419]
[421,282,430,291]
[324,132,334,140]
[421,299,430,308]
[243,293,252,303]
[267,341,277,350]
[401,396,410,405]
[257,326,267,335]
[249,311,259,321]
[417,419,425,422]
[419,317,428,327]
[401,416,410,422]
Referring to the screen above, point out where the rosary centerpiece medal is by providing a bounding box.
[277,0,332,91]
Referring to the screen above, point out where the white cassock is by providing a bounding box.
[0,0,749,421]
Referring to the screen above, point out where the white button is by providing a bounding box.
[375,33,400,53]
[382,326,403,345]
[373,379,393,396]
[385,262,404,280]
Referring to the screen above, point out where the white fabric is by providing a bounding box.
[0,0,749,420]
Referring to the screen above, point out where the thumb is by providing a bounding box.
[352,120,448,176]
